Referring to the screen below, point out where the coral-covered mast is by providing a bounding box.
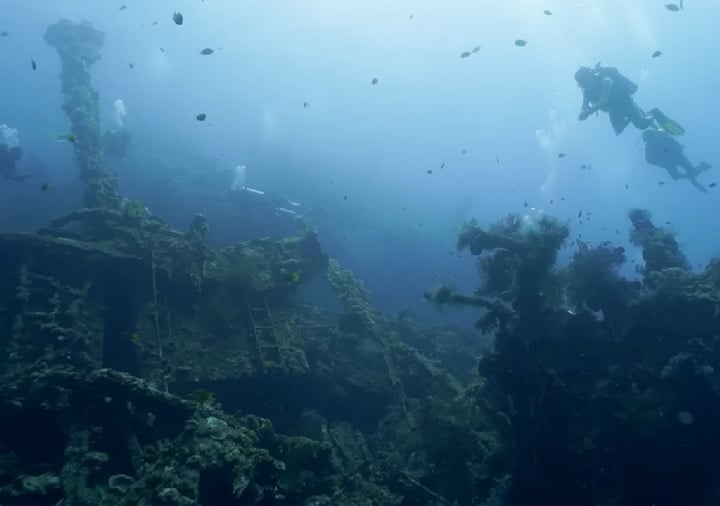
[44,20,120,209]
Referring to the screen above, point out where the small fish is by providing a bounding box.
[709,182,717,188]
[152,21,158,26]
[543,9,553,16]
[285,272,300,283]
[119,4,127,10]
[514,39,527,47]
[549,199,554,204]
[129,332,139,344]
[625,184,629,189]
[652,50,663,58]
[303,101,310,108]
[128,62,134,69]
[496,155,500,163]
[426,169,433,174]
[664,3,681,11]
[580,164,587,169]
[0,31,8,37]
[343,195,348,200]
[196,113,207,121]
[557,152,565,158]
[66,133,77,143]
[200,48,214,55]
[410,14,413,20]
[523,201,529,208]
[173,11,184,25]
[665,221,671,225]
[440,162,445,169]
[461,149,467,154]
[460,51,471,58]
[371,77,378,85]
[41,182,52,191]
[31,59,36,70]
[560,197,565,200]
[472,45,481,53]
[578,210,582,218]
[658,180,665,186]
[191,388,215,406]
[159,47,165,53]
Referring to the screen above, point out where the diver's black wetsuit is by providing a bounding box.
[579,66,653,135]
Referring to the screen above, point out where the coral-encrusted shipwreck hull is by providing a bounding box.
[0,210,466,505]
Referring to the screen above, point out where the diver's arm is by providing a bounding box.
[595,77,614,108]
[578,93,593,120]
[581,92,591,110]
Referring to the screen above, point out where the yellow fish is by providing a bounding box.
[50,132,77,143]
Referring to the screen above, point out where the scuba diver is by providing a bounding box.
[227,185,305,239]
[642,127,711,192]
[229,185,303,219]
[0,143,31,181]
[575,64,683,136]
[225,163,305,238]
[0,124,31,181]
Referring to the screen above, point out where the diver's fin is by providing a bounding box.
[695,162,711,175]
[688,178,707,193]
[649,108,685,136]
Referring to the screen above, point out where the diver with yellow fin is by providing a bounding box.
[648,108,685,136]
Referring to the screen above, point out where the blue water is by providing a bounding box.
[1,0,718,320]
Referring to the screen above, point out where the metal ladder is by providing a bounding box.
[246,294,283,370]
